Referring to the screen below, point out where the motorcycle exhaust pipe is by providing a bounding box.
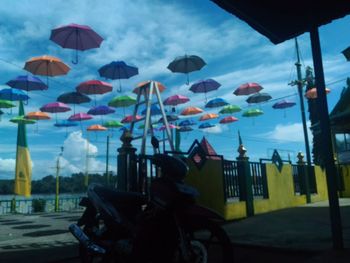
[69,224,106,254]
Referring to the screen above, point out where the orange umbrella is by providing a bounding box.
[180,106,203,116]
[25,111,51,120]
[199,113,219,121]
[133,80,165,94]
[24,55,70,76]
[87,124,107,131]
[305,87,331,99]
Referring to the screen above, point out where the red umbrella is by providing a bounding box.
[233,82,263,96]
[76,80,112,95]
[121,114,142,123]
[163,94,190,106]
[220,116,238,124]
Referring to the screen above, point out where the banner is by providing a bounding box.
[14,101,32,197]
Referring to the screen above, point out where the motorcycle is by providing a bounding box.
[69,153,233,263]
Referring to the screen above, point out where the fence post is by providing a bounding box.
[116,131,138,192]
[236,143,254,216]
[297,151,311,203]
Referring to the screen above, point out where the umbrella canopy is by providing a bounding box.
[68,113,93,121]
[10,116,36,124]
[163,94,190,106]
[272,100,296,109]
[167,55,206,84]
[246,92,272,104]
[87,105,115,115]
[234,83,263,96]
[158,124,179,131]
[50,23,104,64]
[25,111,50,120]
[87,124,107,131]
[133,80,165,94]
[0,88,29,101]
[40,102,71,113]
[219,105,241,114]
[121,115,142,123]
[57,91,91,104]
[199,122,215,129]
[205,98,229,108]
[179,126,193,132]
[0,99,16,108]
[305,87,331,99]
[242,109,264,117]
[220,116,238,124]
[108,95,136,107]
[190,79,221,102]
[141,105,161,116]
[76,80,112,95]
[180,106,203,116]
[102,120,124,128]
[54,120,78,127]
[99,61,138,92]
[178,119,196,126]
[158,114,179,123]
[199,113,219,121]
[24,55,70,77]
[6,75,48,91]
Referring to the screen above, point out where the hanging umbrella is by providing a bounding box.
[167,54,206,85]
[24,55,70,87]
[205,98,229,108]
[76,80,112,95]
[199,122,215,129]
[141,105,161,116]
[158,114,179,123]
[163,94,190,106]
[220,116,238,124]
[108,95,136,116]
[133,80,165,95]
[68,112,93,122]
[87,105,115,115]
[57,91,91,113]
[158,124,179,131]
[87,124,107,131]
[219,105,242,114]
[180,106,203,116]
[242,109,264,117]
[25,111,51,131]
[0,88,29,101]
[54,120,78,136]
[190,79,221,102]
[178,119,196,126]
[121,115,142,124]
[10,116,36,125]
[305,87,331,99]
[98,61,138,92]
[234,82,263,96]
[102,120,124,129]
[179,126,193,132]
[40,101,71,123]
[0,99,16,108]
[246,92,272,104]
[50,23,104,64]
[199,113,219,121]
[6,75,48,91]
[272,100,296,109]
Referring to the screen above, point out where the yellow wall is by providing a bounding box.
[311,165,329,202]
[340,165,350,197]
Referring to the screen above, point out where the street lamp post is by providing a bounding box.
[55,146,64,212]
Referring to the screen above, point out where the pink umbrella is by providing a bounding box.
[220,116,238,124]
[121,114,142,124]
[163,95,190,106]
[158,124,179,131]
[233,82,263,96]
[68,112,93,130]
[40,102,71,123]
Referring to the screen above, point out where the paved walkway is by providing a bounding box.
[0,199,349,262]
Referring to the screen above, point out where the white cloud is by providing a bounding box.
[0,158,15,172]
[263,122,313,143]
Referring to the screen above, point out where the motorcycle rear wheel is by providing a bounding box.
[186,219,233,263]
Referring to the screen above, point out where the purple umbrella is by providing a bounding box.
[87,105,115,115]
[272,100,296,117]
[190,79,221,102]
[6,75,48,91]
[50,23,104,64]
[40,102,71,123]
[163,94,190,106]
[68,112,93,129]
[98,61,138,92]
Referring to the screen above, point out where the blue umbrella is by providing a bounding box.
[6,75,48,91]
[141,105,161,116]
[199,122,216,129]
[179,126,193,132]
[178,119,196,126]
[87,105,115,115]
[54,120,78,136]
[0,88,29,101]
[205,98,229,108]
[98,61,138,92]
[190,79,221,102]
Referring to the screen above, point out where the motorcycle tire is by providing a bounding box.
[185,218,234,263]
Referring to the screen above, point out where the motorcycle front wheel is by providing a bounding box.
[185,218,234,263]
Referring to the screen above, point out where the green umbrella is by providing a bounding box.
[242,109,264,117]
[219,105,241,114]
[0,99,16,108]
[102,120,124,128]
[108,95,136,107]
[10,115,36,124]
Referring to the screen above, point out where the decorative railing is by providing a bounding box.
[250,162,266,197]
[223,160,240,199]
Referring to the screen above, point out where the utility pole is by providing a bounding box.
[105,134,110,185]
[55,146,64,212]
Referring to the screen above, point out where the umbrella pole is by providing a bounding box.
[186,73,190,85]
[118,79,122,93]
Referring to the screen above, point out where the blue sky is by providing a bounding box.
[0,0,350,179]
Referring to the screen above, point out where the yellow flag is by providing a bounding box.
[14,101,32,197]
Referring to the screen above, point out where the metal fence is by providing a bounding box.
[223,160,240,199]
[292,164,301,194]
[137,154,159,194]
[250,162,266,197]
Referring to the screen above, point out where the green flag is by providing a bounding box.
[14,101,32,197]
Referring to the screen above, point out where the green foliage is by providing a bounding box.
[32,198,46,212]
